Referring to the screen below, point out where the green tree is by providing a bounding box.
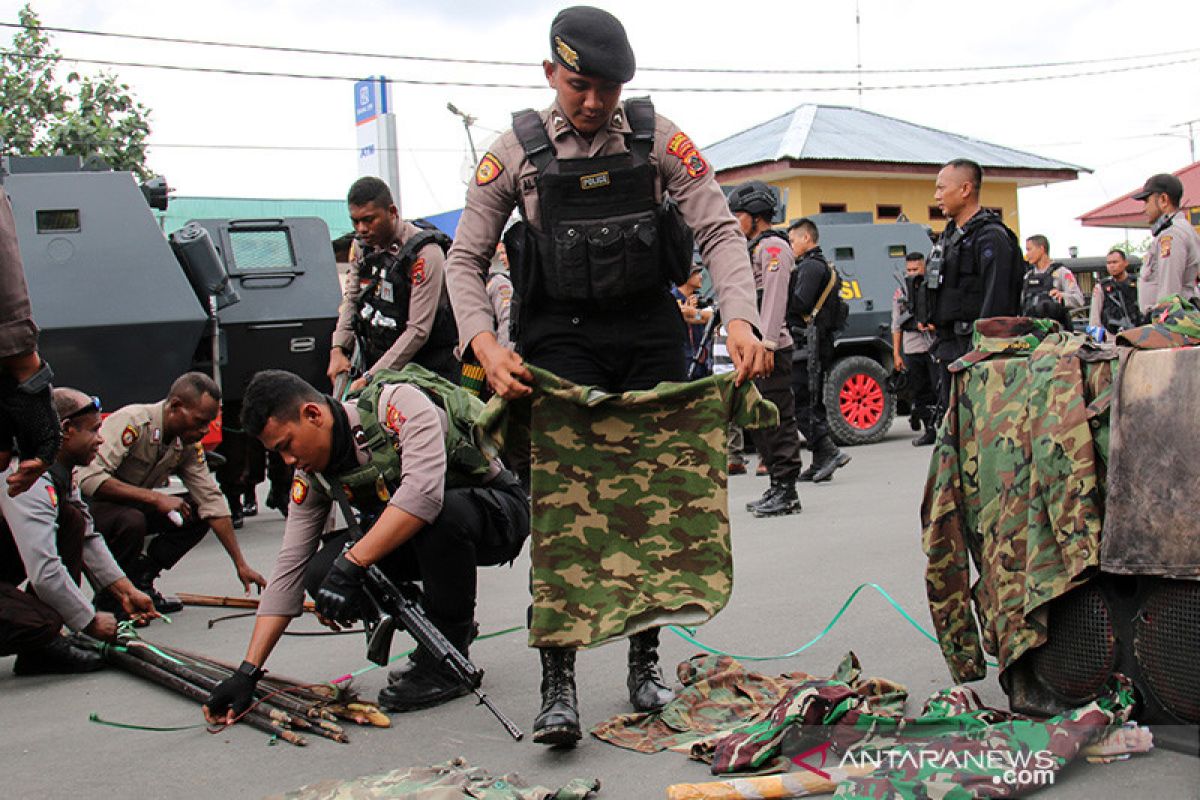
[0,4,152,177]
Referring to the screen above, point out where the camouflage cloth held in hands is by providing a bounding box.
[267,757,600,800]
[922,318,1115,684]
[1116,292,1200,348]
[477,367,778,648]
[591,651,907,770]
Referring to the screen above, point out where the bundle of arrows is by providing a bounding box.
[91,630,389,747]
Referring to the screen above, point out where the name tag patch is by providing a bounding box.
[579,171,611,191]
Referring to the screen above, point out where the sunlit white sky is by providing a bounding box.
[4,0,1197,256]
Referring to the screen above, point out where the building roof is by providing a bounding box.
[705,105,1087,186]
[1078,160,1200,229]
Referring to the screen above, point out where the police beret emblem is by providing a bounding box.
[290,476,308,505]
[554,36,580,71]
[121,424,139,447]
[475,153,504,186]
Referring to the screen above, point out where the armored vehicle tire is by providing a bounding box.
[824,356,895,446]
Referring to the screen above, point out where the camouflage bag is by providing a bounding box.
[476,367,778,648]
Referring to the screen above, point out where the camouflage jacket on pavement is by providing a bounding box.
[476,367,778,648]
[594,653,1133,798]
[269,757,599,800]
[921,318,1116,684]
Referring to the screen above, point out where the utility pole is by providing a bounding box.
[447,102,479,164]
[854,1,864,106]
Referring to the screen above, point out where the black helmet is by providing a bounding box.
[727,181,777,217]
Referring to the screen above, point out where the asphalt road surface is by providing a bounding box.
[2,427,1196,798]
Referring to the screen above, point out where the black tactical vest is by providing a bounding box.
[1098,276,1141,333]
[926,210,1021,327]
[511,98,687,305]
[1020,265,1072,329]
[354,227,459,371]
[898,274,924,331]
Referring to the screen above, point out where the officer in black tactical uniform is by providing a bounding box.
[327,178,460,390]
[787,218,851,481]
[727,182,803,516]
[1088,248,1142,335]
[921,160,1022,422]
[443,7,767,747]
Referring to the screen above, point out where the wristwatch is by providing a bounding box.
[237,660,265,682]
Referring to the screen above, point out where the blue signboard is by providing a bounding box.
[354,77,390,125]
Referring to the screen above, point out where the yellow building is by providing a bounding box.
[706,105,1086,237]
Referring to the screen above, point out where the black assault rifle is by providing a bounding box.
[327,483,523,740]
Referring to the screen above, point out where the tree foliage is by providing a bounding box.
[0,4,153,177]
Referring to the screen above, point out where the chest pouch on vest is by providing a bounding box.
[513,98,681,305]
[349,364,492,492]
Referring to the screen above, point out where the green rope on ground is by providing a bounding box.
[667,582,1000,668]
[88,712,206,732]
[116,623,186,666]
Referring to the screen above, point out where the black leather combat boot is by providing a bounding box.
[377,620,478,712]
[811,436,851,483]
[627,629,675,712]
[14,635,104,675]
[533,647,581,746]
[745,479,782,512]
[130,555,183,614]
[751,481,801,517]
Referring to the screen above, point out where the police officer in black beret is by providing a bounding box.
[444,5,767,747]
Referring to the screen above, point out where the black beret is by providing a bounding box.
[550,6,636,83]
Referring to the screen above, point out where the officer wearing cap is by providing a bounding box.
[1131,173,1200,311]
[444,5,767,747]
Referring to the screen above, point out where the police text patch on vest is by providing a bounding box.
[579,171,611,191]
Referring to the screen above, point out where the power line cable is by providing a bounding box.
[3,20,1198,76]
[2,49,1198,92]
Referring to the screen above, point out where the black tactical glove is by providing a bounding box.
[0,362,62,466]
[315,553,367,623]
[205,661,262,720]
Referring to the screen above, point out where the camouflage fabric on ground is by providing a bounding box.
[594,653,1135,798]
[476,367,778,648]
[267,757,600,800]
[591,652,907,771]
[922,318,1116,683]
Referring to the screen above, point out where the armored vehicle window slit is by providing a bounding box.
[888,245,907,258]
[36,209,80,233]
[834,246,855,261]
[228,229,297,273]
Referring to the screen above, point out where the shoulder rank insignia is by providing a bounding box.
[475,153,504,186]
[666,132,709,178]
[410,257,427,286]
[290,476,308,505]
[45,484,58,508]
[121,424,139,447]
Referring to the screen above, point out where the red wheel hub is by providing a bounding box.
[839,373,884,430]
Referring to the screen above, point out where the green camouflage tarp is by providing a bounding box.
[477,368,778,648]
[921,318,1116,683]
[1116,293,1200,348]
[593,654,1135,799]
[267,757,600,800]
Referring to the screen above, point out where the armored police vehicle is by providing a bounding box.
[2,156,339,411]
[808,213,933,446]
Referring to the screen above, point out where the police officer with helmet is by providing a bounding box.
[327,178,460,390]
[726,181,803,516]
[922,159,1023,422]
[444,5,768,747]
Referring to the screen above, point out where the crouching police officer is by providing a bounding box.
[443,6,767,746]
[202,368,528,722]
